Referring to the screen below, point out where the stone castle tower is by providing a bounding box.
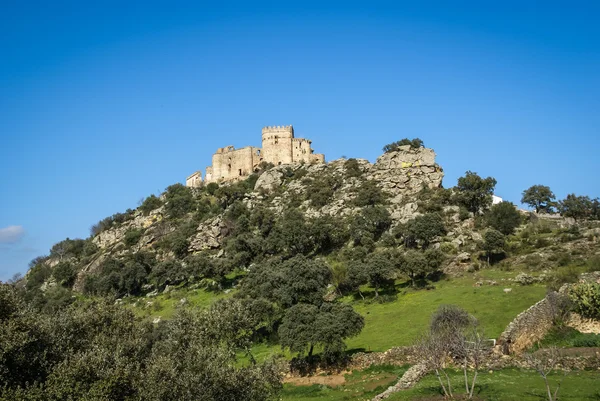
[186,125,324,186]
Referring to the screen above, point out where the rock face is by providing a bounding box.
[92,209,163,250]
[368,146,443,198]
[188,216,228,252]
[253,147,443,224]
[254,168,285,192]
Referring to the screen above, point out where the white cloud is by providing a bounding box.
[0,226,25,244]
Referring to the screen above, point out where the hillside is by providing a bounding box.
[6,140,600,401]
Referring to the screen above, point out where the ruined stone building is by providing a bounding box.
[186,125,324,186]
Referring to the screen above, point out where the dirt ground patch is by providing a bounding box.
[284,373,348,387]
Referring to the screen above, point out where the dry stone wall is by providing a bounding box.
[497,296,554,354]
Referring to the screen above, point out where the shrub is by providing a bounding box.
[546,266,580,291]
[205,182,219,195]
[164,183,195,218]
[353,180,387,207]
[569,282,600,319]
[485,201,521,235]
[52,262,77,288]
[523,254,543,271]
[403,213,446,249]
[50,238,86,260]
[382,138,424,153]
[344,158,363,178]
[90,211,135,236]
[124,228,143,247]
[586,255,600,272]
[139,194,163,215]
[306,178,336,208]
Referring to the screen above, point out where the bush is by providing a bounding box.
[124,228,144,247]
[546,266,580,291]
[305,177,337,208]
[403,213,446,249]
[382,138,424,153]
[50,238,86,260]
[139,194,163,215]
[90,211,135,236]
[569,282,600,319]
[353,180,387,207]
[416,187,452,213]
[344,158,363,178]
[485,201,521,235]
[52,262,77,288]
[164,183,195,218]
[586,255,600,272]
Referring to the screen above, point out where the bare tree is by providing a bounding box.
[415,332,454,398]
[415,305,488,400]
[459,325,489,399]
[525,346,569,401]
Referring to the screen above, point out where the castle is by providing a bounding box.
[186,125,325,186]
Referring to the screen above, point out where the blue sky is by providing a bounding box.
[1,1,599,280]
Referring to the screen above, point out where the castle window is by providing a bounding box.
[228,164,232,170]
[257,150,261,156]
[239,169,242,176]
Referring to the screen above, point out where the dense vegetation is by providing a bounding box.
[4,141,600,400]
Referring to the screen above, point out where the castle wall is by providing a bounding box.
[207,146,261,183]
[191,125,324,185]
[186,171,203,188]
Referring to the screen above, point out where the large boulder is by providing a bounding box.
[368,147,444,197]
[188,216,228,252]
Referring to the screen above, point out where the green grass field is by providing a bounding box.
[126,268,547,360]
[281,367,600,401]
[345,276,546,352]
[250,272,546,362]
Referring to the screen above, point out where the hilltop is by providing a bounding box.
[5,138,600,401]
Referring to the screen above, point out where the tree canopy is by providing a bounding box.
[486,201,521,235]
[382,138,424,153]
[521,185,556,213]
[454,171,497,214]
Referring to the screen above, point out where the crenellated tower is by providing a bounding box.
[190,124,324,185]
[261,125,295,165]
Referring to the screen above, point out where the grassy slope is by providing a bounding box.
[281,368,600,401]
[346,274,546,352]
[251,270,546,361]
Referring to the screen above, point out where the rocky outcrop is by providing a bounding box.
[254,168,285,192]
[92,209,163,249]
[188,216,228,252]
[368,146,443,198]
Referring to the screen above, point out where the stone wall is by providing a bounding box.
[207,146,262,183]
[497,296,555,354]
[185,171,202,188]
